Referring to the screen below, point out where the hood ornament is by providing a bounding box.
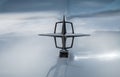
[39,16,90,58]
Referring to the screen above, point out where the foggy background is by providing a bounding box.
[0,0,120,77]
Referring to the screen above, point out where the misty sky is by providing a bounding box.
[0,0,120,77]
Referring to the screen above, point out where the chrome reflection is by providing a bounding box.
[46,58,69,77]
[74,51,120,61]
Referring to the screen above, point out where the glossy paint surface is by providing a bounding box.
[0,0,120,77]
